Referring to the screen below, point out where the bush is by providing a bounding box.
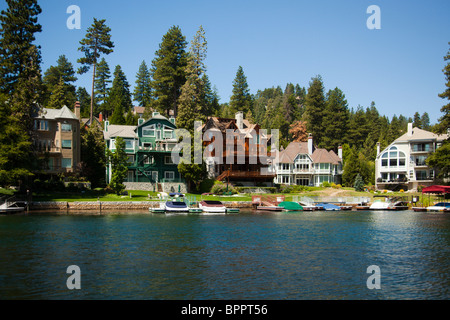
[322,181,331,188]
[210,182,237,195]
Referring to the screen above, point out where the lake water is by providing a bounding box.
[0,210,449,300]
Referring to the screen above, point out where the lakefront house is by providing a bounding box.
[274,134,343,187]
[33,102,81,174]
[103,112,187,193]
[200,111,276,186]
[375,123,448,191]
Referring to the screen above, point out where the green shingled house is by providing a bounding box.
[104,112,186,192]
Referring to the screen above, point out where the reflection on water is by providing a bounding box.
[0,210,449,299]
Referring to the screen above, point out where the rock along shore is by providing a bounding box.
[29,201,254,211]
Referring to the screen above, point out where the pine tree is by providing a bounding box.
[0,45,44,186]
[321,87,349,151]
[80,125,106,188]
[421,112,431,131]
[76,87,93,119]
[150,25,188,117]
[229,66,252,115]
[133,60,153,108]
[353,174,365,192]
[413,112,422,129]
[77,18,114,125]
[437,42,450,134]
[0,0,42,94]
[177,26,208,134]
[304,75,326,146]
[94,57,112,117]
[47,77,66,109]
[347,106,370,149]
[107,137,128,195]
[108,65,131,124]
[43,55,77,107]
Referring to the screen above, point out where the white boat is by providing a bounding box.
[199,200,227,214]
[298,201,316,211]
[0,202,25,213]
[369,199,408,211]
[426,202,450,212]
[163,200,189,213]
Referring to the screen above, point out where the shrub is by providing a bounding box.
[322,181,331,188]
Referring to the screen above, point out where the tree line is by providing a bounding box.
[0,0,448,191]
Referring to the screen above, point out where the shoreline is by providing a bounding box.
[28,200,254,211]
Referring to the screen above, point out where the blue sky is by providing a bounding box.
[1,0,449,123]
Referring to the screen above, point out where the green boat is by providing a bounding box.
[278,201,303,211]
[226,208,240,214]
[189,208,203,214]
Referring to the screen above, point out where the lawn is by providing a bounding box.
[23,187,443,206]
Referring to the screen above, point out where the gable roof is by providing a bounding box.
[395,127,447,142]
[37,106,79,121]
[137,114,176,129]
[278,142,309,163]
[311,148,341,165]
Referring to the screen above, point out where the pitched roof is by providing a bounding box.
[311,148,341,165]
[395,127,447,142]
[104,125,137,139]
[37,106,79,120]
[278,141,309,163]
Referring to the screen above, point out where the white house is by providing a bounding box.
[274,134,343,187]
[375,123,448,191]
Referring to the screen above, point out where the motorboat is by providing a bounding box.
[199,200,227,214]
[164,201,189,213]
[315,203,341,211]
[298,201,316,211]
[0,202,25,213]
[426,202,450,212]
[256,205,283,212]
[369,198,409,211]
[278,201,303,211]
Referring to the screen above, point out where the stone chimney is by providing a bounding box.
[235,111,243,130]
[407,122,413,136]
[338,145,343,159]
[74,101,81,120]
[307,133,314,155]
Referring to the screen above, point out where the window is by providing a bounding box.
[281,175,289,184]
[163,129,173,139]
[143,125,155,137]
[127,155,134,164]
[164,171,175,181]
[125,140,134,150]
[62,140,72,149]
[35,120,49,131]
[61,123,72,132]
[62,158,72,168]
[143,155,153,165]
[165,156,174,164]
[381,147,406,168]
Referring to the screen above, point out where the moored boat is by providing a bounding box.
[278,201,303,211]
[164,201,189,213]
[256,205,283,212]
[426,202,450,212]
[199,200,227,214]
[0,202,25,213]
[315,203,341,211]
